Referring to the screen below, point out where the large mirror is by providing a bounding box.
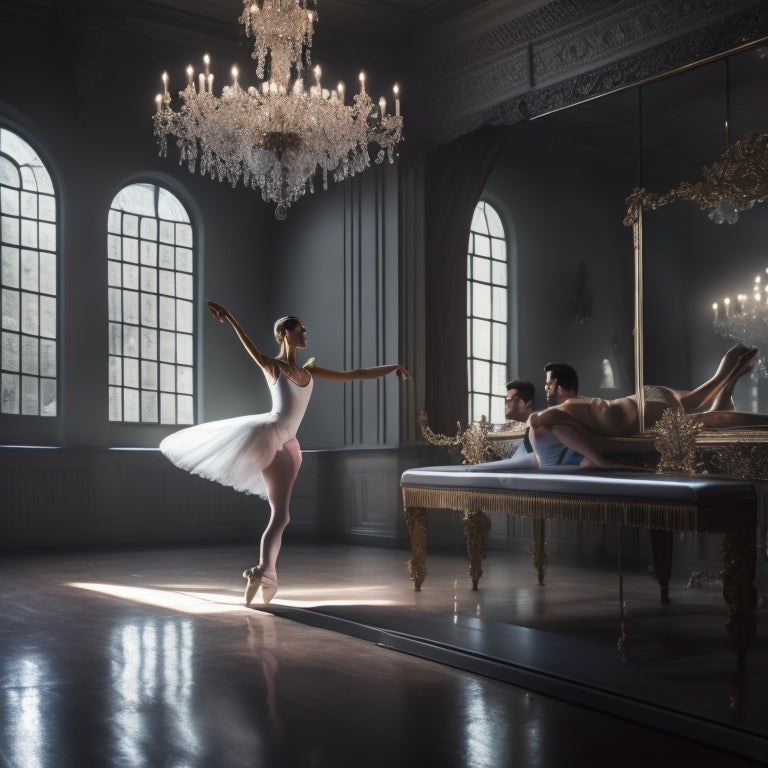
[483,41,768,431]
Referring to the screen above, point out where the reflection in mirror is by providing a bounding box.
[635,45,768,417]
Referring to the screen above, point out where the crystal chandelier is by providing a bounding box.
[713,268,768,377]
[153,0,404,219]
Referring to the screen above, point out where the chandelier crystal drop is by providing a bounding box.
[153,0,404,219]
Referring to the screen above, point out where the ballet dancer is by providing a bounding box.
[528,343,766,467]
[160,301,410,606]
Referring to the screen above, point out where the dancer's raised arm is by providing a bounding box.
[306,362,410,382]
[208,301,280,379]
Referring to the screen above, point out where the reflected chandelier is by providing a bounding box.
[153,0,404,219]
[713,268,768,378]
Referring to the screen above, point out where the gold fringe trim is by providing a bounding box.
[401,485,700,531]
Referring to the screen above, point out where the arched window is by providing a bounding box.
[108,183,194,424]
[0,128,57,417]
[467,201,507,423]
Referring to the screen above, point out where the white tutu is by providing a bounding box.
[160,372,313,499]
[160,414,292,498]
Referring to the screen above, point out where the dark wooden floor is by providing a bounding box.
[0,541,765,767]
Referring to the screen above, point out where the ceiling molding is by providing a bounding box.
[408,0,768,152]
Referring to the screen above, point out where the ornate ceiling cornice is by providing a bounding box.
[409,0,768,153]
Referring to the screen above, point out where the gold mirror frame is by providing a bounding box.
[623,131,768,432]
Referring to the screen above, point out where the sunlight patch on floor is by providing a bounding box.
[68,582,400,613]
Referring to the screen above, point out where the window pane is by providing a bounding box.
[21,335,38,374]
[2,215,19,245]
[39,222,55,252]
[141,327,157,360]
[471,392,488,421]
[491,322,506,361]
[177,334,193,366]
[2,246,19,287]
[40,295,55,338]
[160,392,176,424]
[177,365,193,395]
[141,360,157,389]
[124,325,139,358]
[2,371,19,413]
[124,358,139,389]
[122,263,139,290]
[472,282,491,319]
[40,377,56,416]
[141,390,157,422]
[2,331,19,369]
[491,238,506,263]
[176,247,193,273]
[472,359,490,392]
[123,291,139,324]
[473,256,490,284]
[39,194,55,223]
[21,374,38,414]
[177,395,194,424]
[21,292,39,335]
[141,292,157,327]
[160,363,175,392]
[39,251,55,295]
[40,339,56,379]
[140,266,157,293]
[491,258,507,285]
[492,286,507,321]
[2,288,20,330]
[124,388,140,421]
[109,386,122,420]
[1,186,19,215]
[0,156,19,186]
[20,249,38,290]
[176,299,192,333]
[159,330,175,363]
[108,355,121,385]
[473,234,490,258]
[140,240,157,266]
[471,319,491,360]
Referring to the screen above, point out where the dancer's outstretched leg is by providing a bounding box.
[244,438,302,606]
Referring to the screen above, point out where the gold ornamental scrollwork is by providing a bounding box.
[623,132,768,227]
[652,408,700,475]
[416,409,506,465]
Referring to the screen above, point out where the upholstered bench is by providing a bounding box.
[400,465,759,661]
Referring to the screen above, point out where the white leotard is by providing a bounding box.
[159,372,313,498]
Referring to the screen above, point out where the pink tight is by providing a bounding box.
[258,437,302,581]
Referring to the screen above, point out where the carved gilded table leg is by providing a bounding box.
[650,529,673,605]
[721,529,757,667]
[462,509,491,590]
[404,506,428,591]
[530,518,549,585]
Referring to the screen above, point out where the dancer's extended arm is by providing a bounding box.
[307,362,410,381]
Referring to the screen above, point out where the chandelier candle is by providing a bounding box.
[153,0,404,219]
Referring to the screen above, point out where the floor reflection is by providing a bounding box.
[110,617,197,767]
[4,653,47,768]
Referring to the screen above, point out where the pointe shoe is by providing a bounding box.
[243,566,263,607]
[258,574,278,606]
